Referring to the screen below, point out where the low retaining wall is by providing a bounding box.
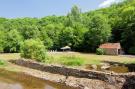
[9,59,135,89]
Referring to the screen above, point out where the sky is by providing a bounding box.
[0,0,119,18]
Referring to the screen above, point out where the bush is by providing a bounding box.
[96,48,105,55]
[20,39,48,62]
[0,60,6,66]
[60,55,84,66]
[128,47,135,55]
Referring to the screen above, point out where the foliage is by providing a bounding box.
[21,25,40,39]
[0,60,6,66]
[20,39,47,62]
[0,1,135,54]
[40,29,53,49]
[96,48,105,55]
[84,14,111,52]
[0,31,5,52]
[60,55,84,66]
[128,47,135,55]
[4,29,22,53]
[59,27,74,47]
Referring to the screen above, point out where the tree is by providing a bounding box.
[84,14,111,52]
[72,23,88,51]
[21,25,40,39]
[65,5,82,27]
[4,29,22,53]
[45,24,63,49]
[120,6,135,53]
[70,5,81,22]
[59,27,74,47]
[40,29,53,49]
[0,30,5,52]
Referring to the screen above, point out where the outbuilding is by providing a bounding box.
[99,43,122,55]
[61,46,71,51]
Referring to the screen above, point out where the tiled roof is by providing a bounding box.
[99,43,121,49]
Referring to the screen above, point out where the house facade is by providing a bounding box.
[99,43,122,55]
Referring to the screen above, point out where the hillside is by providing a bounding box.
[0,0,135,54]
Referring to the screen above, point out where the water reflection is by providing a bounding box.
[45,85,55,89]
[0,69,74,89]
[0,82,22,89]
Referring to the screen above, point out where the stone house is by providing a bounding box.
[99,43,122,55]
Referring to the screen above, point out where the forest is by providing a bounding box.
[0,0,135,55]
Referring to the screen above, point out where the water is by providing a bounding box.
[85,62,135,73]
[0,69,74,89]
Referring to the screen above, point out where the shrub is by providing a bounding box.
[96,48,105,55]
[20,39,48,62]
[128,47,135,55]
[60,55,84,66]
[0,60,6,66]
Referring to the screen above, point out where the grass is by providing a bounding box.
[0,53,20,60]
[0,52,135,67]
[59,55,84,66]
[48,52,135,66]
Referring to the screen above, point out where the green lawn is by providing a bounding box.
[0,53,20,60]
[0,52,135,67]
[47,52,135,66]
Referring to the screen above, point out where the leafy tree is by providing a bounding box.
[59,27,74,47]
[120,6,135,53]
[21,39,47,62]
[4,29,22,53]
[45,24,63,49]
[70,5,81,22]
[0,31,5,52]
[65,5,82,27]
[40,29,53,49]
[21,25,40,39]
[72,23,88,51]
[84,14,111,52]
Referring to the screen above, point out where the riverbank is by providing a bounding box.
[0,59,123,89]
[0,61,102,89]
[8,59,135,89]
[1,53,135,89]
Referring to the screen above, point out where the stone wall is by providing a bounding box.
[104,48,118,55]
[9,59,135,89]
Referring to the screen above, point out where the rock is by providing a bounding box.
[84,87,89,89]
[100,63,111,70]
[114,64,119,66]
[91,65,97,70]
[101,65,110,70]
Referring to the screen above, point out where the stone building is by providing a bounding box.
[99,43,122,55]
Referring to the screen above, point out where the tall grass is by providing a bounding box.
[59,55,84,66]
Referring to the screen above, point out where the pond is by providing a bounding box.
[0,69,75,89]
[85,61,135,73]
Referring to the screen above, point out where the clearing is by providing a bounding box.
[0,52,135,66]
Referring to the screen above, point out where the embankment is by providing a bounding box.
[9,59,135,89]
